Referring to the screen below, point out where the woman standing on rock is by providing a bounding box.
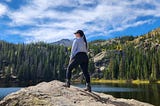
[64,30,91,92]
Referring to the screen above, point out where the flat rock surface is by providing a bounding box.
[0,80,153,106]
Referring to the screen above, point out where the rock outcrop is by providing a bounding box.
[0,80,153,106]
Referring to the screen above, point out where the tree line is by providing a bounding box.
[88,35,160,81]
[103,44,160,81]
[0,33,160,82]
[0,41,95,82]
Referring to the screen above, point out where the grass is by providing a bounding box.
[91,79,126,84]
[73,78,160,84]
[131,80,149,84]
[91,78,160,84]
[157,80,160,84]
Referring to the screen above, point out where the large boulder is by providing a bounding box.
[0,80,153,106]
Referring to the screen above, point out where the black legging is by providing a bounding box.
[66,52,90,83]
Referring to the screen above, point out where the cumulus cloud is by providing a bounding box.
[0,3,7,16]
[2,0,160,42]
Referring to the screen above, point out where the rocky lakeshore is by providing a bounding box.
[0,80,153,106]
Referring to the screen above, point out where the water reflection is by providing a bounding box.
[74,83,160,106]
[75,84,141,92]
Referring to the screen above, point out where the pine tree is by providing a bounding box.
[119,58,125,80]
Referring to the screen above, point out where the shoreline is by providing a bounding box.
[0,79,160,86]
[91,79,160,84]
[73,79,160,84]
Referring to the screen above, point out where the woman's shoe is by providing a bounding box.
[84,83,91,92]
[63,80,70,88]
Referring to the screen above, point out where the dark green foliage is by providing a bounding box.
[101,43,160,81]
[0,40,95,82]
[0,41,69,82]
[118,36,135,43]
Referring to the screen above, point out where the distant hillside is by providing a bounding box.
[52,39,73,47]
[89,28,160,81]
[131,28,160,50]
[89,28,160,54]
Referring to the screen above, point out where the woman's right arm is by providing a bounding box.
[70,39,78,61]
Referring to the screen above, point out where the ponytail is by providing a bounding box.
[82,34,88,49]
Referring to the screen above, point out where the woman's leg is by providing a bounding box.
[80,61,91,92]
[80,61,90,84]
[66,58,79,82]
[79,54,91,92]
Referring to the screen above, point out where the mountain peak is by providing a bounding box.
[52,39,73,47]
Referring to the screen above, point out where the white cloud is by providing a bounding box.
[3,0,160,42]
[107,19,153,34]
[0,3,7,16]
[6,0,12,2]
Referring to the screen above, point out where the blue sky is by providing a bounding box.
[0,0,160,43]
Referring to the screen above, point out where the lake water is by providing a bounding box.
[0,87,21,100]
[74,83,160,106]
[0,82,159,106]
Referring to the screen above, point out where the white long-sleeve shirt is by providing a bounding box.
[70,37,88,60]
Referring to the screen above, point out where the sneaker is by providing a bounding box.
[63,80,70,88]
[84,83,91,92]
